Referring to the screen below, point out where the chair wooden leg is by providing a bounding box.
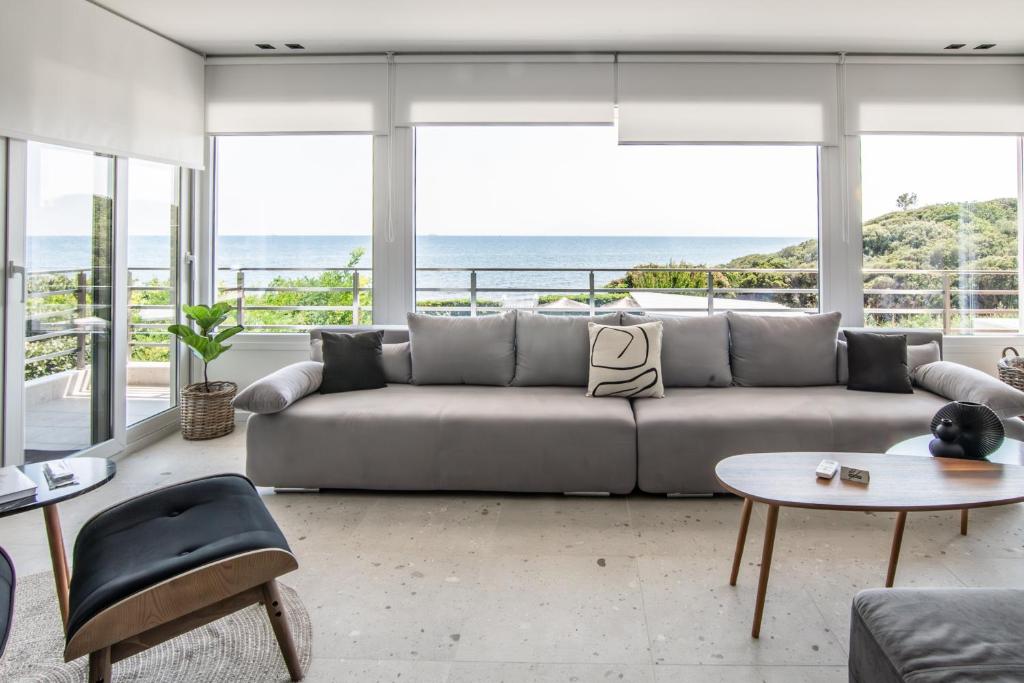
[89,647,112,683]
[262,580,303,681]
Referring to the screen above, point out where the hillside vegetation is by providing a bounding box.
[610,197,1018,319]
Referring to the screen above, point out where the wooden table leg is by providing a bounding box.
[886,511,907,588]
[751,504,779,639]
[42,504,71,629]
[960,508,969,536]
[730,497,753,586]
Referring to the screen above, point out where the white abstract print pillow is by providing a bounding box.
[586,321,664,398]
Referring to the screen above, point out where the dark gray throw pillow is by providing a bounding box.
[319,330,387,394]
[845,330,912,393]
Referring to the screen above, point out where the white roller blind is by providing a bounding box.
[205,58,389,134]
[0,0,204,168]
[844,60,1024,134]
[394,56,615,125]
[617,57,839,145]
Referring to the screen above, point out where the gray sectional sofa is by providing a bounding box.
[241,311,1024,494]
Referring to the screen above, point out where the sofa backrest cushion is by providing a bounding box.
[622,313,732,387]
[727,311,842,386]
[407,311,517,385]
[513,311,620,386]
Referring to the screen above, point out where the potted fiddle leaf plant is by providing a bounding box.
[168,302,244,440]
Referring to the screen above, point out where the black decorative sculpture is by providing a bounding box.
[928,401,1004,459]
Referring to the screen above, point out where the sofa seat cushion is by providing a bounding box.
[850,588,1024,683]
[66,475,290,641]
[246,385,637,493]
[634,386,949,493]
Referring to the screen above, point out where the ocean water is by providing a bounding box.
[28,234,807,290]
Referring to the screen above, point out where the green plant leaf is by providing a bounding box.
[213,325,243,344]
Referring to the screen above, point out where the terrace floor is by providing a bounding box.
[3,429,1024,681]
[25,387,171,463]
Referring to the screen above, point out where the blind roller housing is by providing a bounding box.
[0,0,204,168]
[844,62,1024,134]
[617,59,839,145]
[206,60,389,134]
[394,58,615,125]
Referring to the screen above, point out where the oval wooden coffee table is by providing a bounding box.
[715,451,1024,638]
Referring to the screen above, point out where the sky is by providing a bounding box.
[24,130,1022,239]
[26,143,179,237]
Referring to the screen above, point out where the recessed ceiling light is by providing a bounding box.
[255,43,276,50]
[285,43,305,50]
[944,43,966,50]
[974,43,997,50]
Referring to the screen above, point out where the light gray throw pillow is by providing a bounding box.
[587,321,664,398]
[913,361,1024,419]
[513,311,620,386]
[407,311,517,385]
[312,339,412,384]
[232,361,322,414]
[622,313,731,387]
[727,311,842,387]
[837,339,941,385]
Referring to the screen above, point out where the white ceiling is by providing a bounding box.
[94,0,1024,56]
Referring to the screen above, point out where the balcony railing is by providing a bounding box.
[24,264,1018,374]
[25,267,175,371]
[207,265,1018,335]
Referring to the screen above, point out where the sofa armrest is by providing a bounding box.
[232,361,323,414]
[913,361,1024,419]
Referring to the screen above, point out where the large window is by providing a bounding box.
[214,135,373,331]
[126,159,181,425]
[24,142,114,461]
[415,126,820,316]
[861,136,1020,334]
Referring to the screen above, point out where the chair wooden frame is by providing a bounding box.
[64,547,302,683]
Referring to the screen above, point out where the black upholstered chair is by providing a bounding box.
[0,546,14,659]
[64,474,302,682]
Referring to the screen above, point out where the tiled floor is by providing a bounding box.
[3,429,1024,682]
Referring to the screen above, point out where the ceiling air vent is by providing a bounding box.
[974,43,997,50]
[285,43,305,50]
[255,43,276,50]
[944,43,966,50]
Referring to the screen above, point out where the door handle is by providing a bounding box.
[7,260,25,303]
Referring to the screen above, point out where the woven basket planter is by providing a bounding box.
[998,347,1024,392]
[180,381,237,440]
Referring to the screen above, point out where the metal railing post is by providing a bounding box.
[470,270,478,316]
[707,270,715,316]
[942,272,951,334]
[236,270,245,327]
[352,270,361,324]
[76,270,87,369]
[588,271,596,314]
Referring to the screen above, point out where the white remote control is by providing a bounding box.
[815,459,839,480]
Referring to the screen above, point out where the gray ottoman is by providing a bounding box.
[850,588,1024,682]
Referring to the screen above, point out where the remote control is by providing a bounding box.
[815,459,839,480]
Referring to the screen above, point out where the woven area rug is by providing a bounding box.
[0,572,312,682]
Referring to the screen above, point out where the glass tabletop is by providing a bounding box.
[0,457,116,517]
[886,434,1024,467]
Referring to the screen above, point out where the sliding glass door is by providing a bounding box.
[19,142,115,463]
[125,159,181,425]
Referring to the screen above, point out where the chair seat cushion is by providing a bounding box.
[66,474,289,641]
[850,588,1024,682]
